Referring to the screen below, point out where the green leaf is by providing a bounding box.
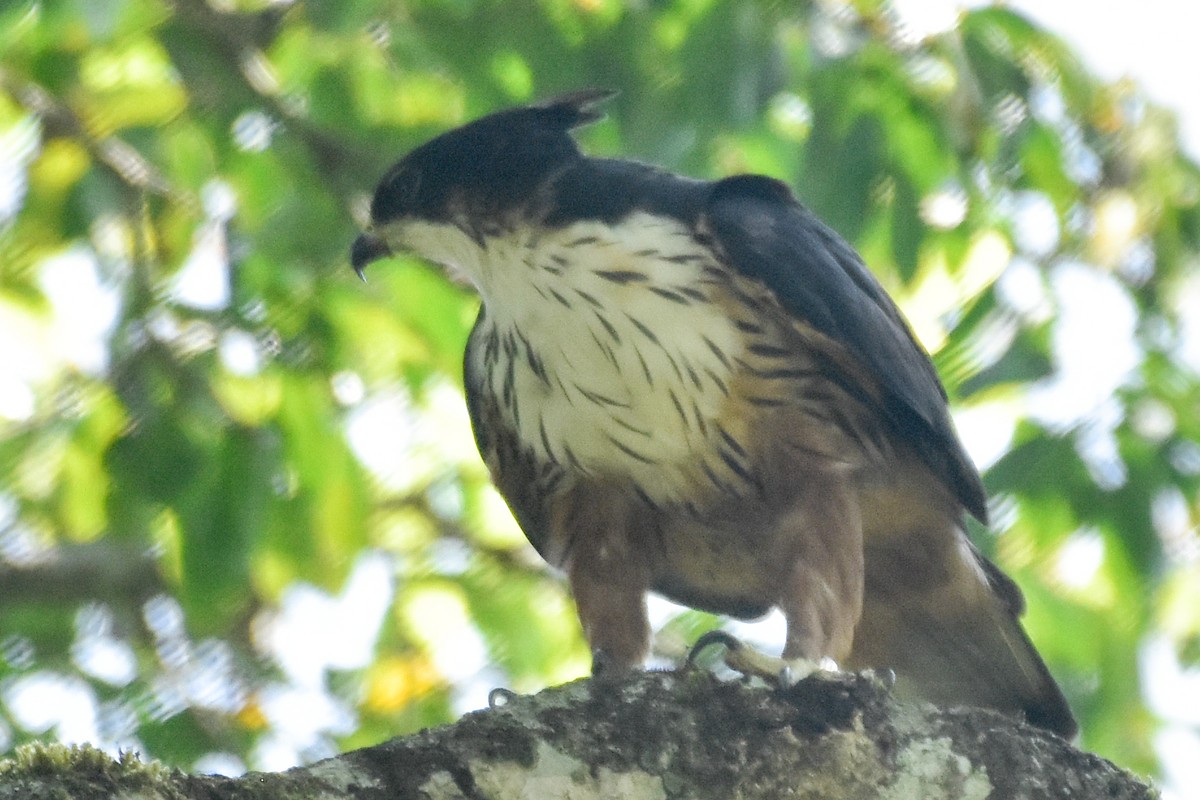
[890,173,922,282]
[176,425,279,630]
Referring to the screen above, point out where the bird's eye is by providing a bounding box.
[388,169,422,209]
[379,168,422,216]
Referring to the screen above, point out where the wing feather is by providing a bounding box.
[703,175,987,520]
[464,310,559,559]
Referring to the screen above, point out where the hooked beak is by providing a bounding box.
[350,232,392,281]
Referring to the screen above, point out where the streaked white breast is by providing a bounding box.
[459,212,749,502]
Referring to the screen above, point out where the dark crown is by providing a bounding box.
[368,89,616,225]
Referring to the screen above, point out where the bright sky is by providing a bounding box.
[893,0,1200,161]
[1008,0,1200,160]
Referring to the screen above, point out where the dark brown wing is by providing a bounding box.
[703,175,1076,737]
[703,174,987,522]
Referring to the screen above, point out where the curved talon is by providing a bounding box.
[779,663,795,688]
[686,629,746,667]
[488,688,518,708]
[590,649,622,678]
[870,667,897,689]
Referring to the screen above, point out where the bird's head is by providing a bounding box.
[351,89,616,282]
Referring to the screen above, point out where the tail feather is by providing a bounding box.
[850,586,1076,737]
[853,475,1076,737]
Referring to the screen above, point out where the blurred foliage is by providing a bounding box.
[0,0,1198,783]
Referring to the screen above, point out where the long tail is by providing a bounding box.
[850,470,1076,737]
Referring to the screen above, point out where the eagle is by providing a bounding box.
[351,89,1076,737]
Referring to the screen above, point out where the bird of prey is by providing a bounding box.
[351,89,1076,737]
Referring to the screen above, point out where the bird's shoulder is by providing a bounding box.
[545,157,712,227]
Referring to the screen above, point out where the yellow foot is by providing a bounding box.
[686,630,839,688]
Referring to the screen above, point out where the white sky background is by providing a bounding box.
[894,0,1200,161]
[1006,0,1200,160]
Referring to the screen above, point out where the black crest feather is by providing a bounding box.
[532,88,618,129]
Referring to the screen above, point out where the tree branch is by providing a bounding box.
[0,670,1154,799]
[0,70,178,202]
[0,541,161,610]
